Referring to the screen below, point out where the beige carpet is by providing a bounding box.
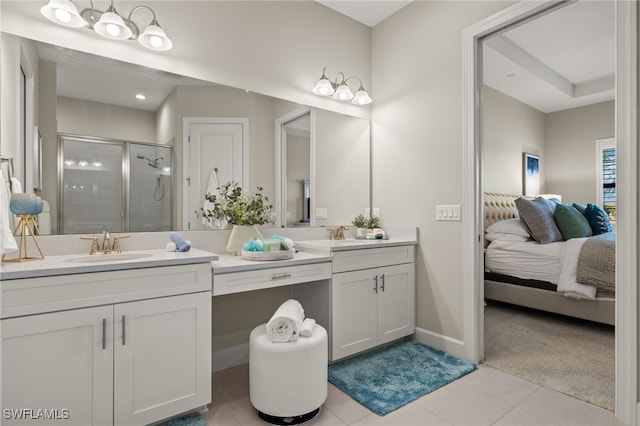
[483,301,615,411]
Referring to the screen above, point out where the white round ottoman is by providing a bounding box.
[249,323,328,425]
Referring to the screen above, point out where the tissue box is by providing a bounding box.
[9,193,43,215]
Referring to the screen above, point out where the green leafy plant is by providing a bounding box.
[198,181,275,226]
[366,215,381,229]
[351,214,367,228]
[352,214,381,229]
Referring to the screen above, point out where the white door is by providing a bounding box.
[183,118,248,230]
[377,263,415,345]
[1,306,114,426]
[332,269,378,360]
[113,293,211,426]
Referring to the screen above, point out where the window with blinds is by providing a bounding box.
[597,138,616,223]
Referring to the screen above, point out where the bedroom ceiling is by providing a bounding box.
[483,1,615,113]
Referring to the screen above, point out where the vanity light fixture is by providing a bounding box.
[40,0,173,51]
[312,67,372,105]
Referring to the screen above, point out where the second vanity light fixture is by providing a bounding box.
[312,67,372,105]
[40,0,173,51]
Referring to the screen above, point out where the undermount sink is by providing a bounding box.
[65,252,155,263]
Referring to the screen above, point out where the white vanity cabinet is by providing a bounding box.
[0,261,213,426]
[331,245,415,360]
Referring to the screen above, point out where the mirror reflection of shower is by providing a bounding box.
[130,144,172,232]
[59,137,173,234]
[136,154,170,201]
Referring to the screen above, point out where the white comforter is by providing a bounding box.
[485,239,601,300]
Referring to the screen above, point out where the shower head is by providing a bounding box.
[136,154,163,170]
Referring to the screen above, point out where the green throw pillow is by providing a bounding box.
[554,204,593,240]
[572,203,587,214]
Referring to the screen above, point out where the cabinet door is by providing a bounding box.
[377,263,416,345]
[113,292,211,426]
[331,269,378,360]
[1,306,113,426]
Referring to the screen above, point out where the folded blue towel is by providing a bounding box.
[170,232,191,252]
[9,194,43,215]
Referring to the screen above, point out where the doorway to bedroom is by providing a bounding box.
[478,0,616,412]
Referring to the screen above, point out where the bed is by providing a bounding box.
[483,192,615,326]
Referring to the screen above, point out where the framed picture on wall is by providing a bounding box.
[523,153,540,196]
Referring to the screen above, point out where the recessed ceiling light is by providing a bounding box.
[136,93,146,100]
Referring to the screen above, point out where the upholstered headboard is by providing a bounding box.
[483,192,519,230]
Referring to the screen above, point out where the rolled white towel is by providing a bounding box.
[266,299,305,343]
[300,318,316,337]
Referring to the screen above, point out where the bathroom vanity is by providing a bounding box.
[0,249,217,426]
[212,234,417,362]
[295,239,416,360]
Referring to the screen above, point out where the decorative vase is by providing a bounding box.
[356,227,367,239]
[226,225,263,255]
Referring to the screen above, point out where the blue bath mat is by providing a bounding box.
[328,340,476,415]
[157,411,206,426]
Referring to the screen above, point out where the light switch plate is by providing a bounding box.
[436,205,461,221]
[316,208,327,219]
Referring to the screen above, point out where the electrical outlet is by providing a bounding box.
[364,208,370,217]
[315,208,327,219]
[373,208,380,217]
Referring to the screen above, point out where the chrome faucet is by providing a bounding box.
[328,226,348,240]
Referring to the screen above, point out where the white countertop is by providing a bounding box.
[212,250,331,274]
[294,237,418,253]
[0,248,219,280]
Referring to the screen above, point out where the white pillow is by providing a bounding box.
[486,218,531,238]
[484,232,531,242]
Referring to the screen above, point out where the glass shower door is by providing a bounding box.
[61,138,123,234]
[129,144,172,232]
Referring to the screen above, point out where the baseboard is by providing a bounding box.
[414,327,467,360]
[212,343,249,372]
[213,330,468,372]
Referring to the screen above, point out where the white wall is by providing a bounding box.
[483,86,546,195]
[371,1,514,340]
[546,101,615,204]
[57,97,157,143]
[0,1,371,120]
[1,34,21,178]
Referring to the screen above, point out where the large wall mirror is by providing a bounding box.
[1,34,370,234]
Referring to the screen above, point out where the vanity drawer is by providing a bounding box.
[213,262,331,296]
[332,245,415,273]
[1,263,211,319]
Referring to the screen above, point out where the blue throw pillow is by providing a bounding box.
[583,203,613,235]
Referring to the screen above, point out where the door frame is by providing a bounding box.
[182,117,249,230]
[461,1,637,423]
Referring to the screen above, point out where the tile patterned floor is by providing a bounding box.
[203,363,623,426]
